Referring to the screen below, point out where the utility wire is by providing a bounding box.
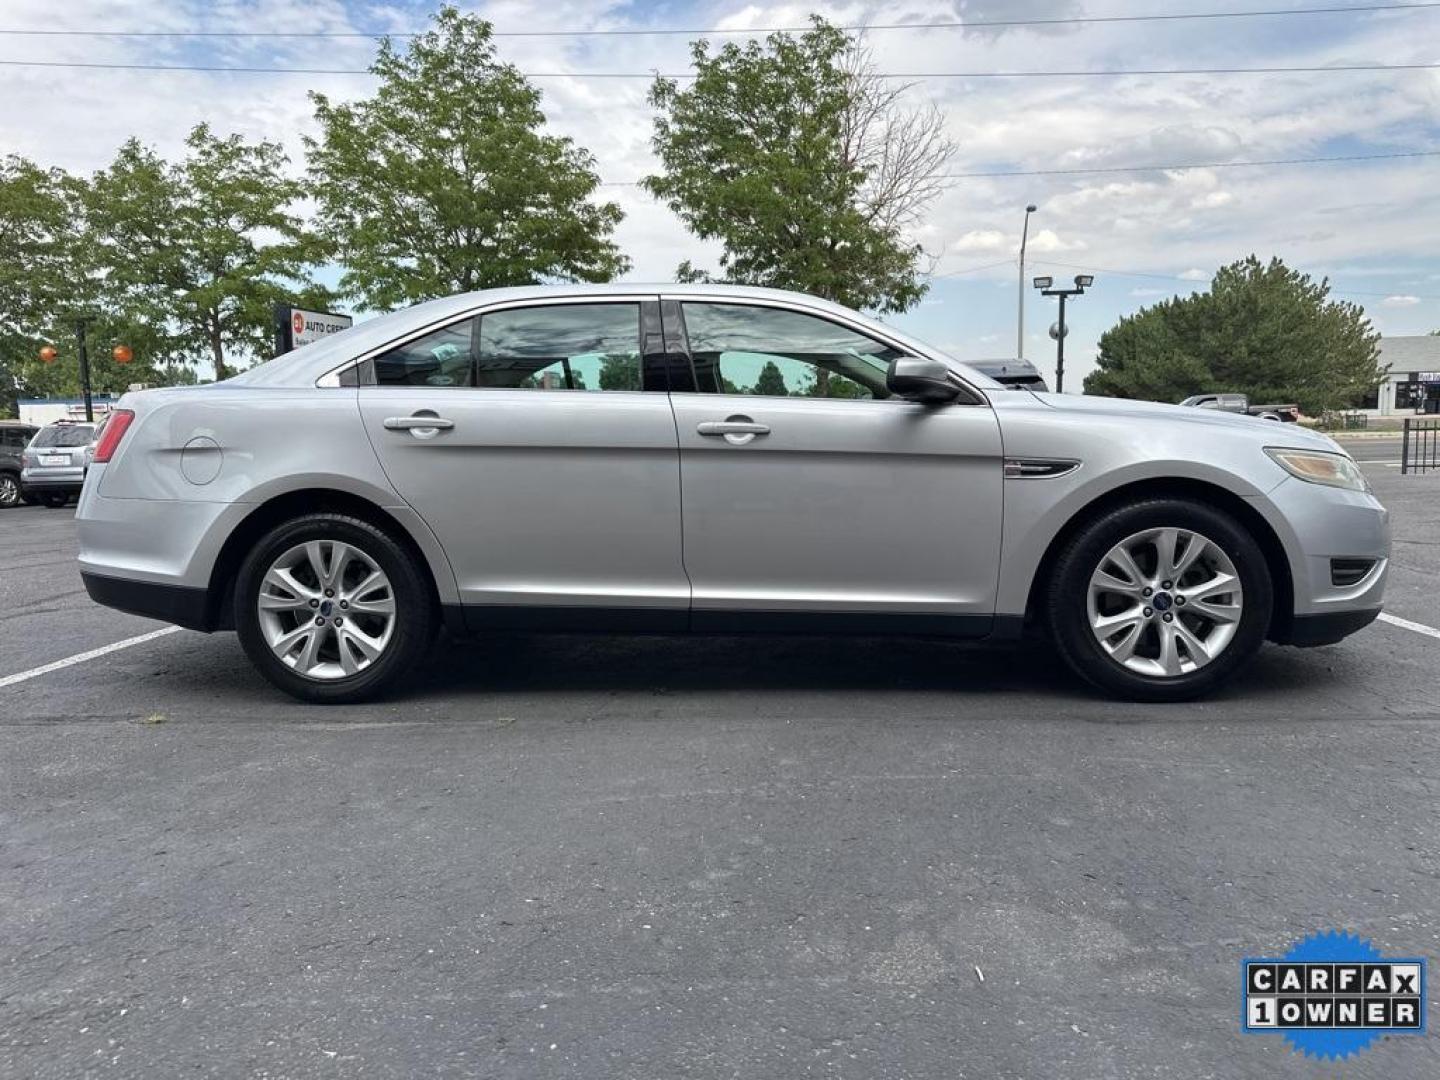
[3,58,1439,78]
[1,3,1435,38]
[598,150,1440,187]
[1031,258,1440,301]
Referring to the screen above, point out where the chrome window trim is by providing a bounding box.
[664,292,991,407]
[314,293,659,388]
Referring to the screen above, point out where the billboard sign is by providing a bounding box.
[274,304,353,355]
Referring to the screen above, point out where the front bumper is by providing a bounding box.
[1278,607,1382,647]
[1252,475,1389,645]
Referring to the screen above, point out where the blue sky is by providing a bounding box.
[2,0,1438,386]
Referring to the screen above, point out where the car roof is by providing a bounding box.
[228,283,1005,392]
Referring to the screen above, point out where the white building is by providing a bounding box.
[17,396,118,426]
[1361,336,1440,416]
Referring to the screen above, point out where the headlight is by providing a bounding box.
[1265,447,1369,492]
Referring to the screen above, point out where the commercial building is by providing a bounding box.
[1360,336,1440,416]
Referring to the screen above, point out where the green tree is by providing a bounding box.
[1085,256,1384,414]
[0,156,80,414]
[307,6,628,313]
[599,353,641,391]
[644,18,954,315]
[86,124,328,381]
[753,360,790,396]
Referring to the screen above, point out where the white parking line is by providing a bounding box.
[1378,612,1440,641]
[0,626,182,690]
[0,607,1433,693]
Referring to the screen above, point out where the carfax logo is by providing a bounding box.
[1242,930,1426,1060]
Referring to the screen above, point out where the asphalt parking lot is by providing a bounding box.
[3,459,1439,1079]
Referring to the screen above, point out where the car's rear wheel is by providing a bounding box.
[1047,498,1273,701]
[0,472,19,508]
[234,513,436,704]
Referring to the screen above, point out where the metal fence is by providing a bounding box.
[1401,417,1440,474]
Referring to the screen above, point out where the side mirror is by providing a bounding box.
[887,356,961,403]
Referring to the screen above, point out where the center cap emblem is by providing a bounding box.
[1152,592,1173,612]
[320,600,334,616]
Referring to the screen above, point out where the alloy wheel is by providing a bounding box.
[0,475,18,507]
[256,540,397,681]
[1086,526,1243,678]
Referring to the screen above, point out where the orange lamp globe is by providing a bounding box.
[39,345,58,364]
[113,344,134,364]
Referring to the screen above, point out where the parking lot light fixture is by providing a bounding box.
[1033,275,1097,393]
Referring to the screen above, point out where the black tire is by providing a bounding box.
[1046,498,1273,702]
[234,513,437,704]
[0,472,20,508]
[40,492,70,508]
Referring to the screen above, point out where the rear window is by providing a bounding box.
[32,424,95,448]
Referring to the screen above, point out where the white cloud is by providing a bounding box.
[951,229,1010,254]
[1382,295,1422,307]
[2,0,1438,389]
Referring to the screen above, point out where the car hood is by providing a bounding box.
[1022,392,1342,452]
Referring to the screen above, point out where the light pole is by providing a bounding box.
[1032,274,1095,393]
[1016,204,1038,361]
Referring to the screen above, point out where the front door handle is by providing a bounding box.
[383,413,454,439]
[697,418,771,443]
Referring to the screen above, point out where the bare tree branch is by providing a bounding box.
[839,39,957,235]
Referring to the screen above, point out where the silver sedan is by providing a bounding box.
[76,285,1388,703]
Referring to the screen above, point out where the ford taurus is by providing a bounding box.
[76,285,1388,703]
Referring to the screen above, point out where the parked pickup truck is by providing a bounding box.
[1178,393,1299,422]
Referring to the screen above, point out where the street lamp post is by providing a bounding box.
[1016,204,1037,362]
[1031,274,1095,394]
[74,317,94,422]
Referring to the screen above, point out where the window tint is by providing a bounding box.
[374,318,477,387]
[32,424,94,448]
[478,304,641,391]
[371,304,644,391]
[681,303,905,400]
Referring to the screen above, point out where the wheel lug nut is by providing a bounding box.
[1142,587,1152,597]
[1162,580,1173,590]
[334,617,344,626]
[338,600,349,609]
[1162,612,1174,622]
[309,599,319,608]
[324,588,335,598]
[314,616,325,626]
[1143,607,1153,617]
[1175,596,1186,606]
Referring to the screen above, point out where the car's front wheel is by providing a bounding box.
[0,472,20,508]
[1047,498,1273,701]
[234,513,436,704]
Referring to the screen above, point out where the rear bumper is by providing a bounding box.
[21,476,84,493]
[81,571,213,632]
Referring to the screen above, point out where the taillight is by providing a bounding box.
[92,409,135,463]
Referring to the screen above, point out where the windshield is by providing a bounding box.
[31,424,95,448]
